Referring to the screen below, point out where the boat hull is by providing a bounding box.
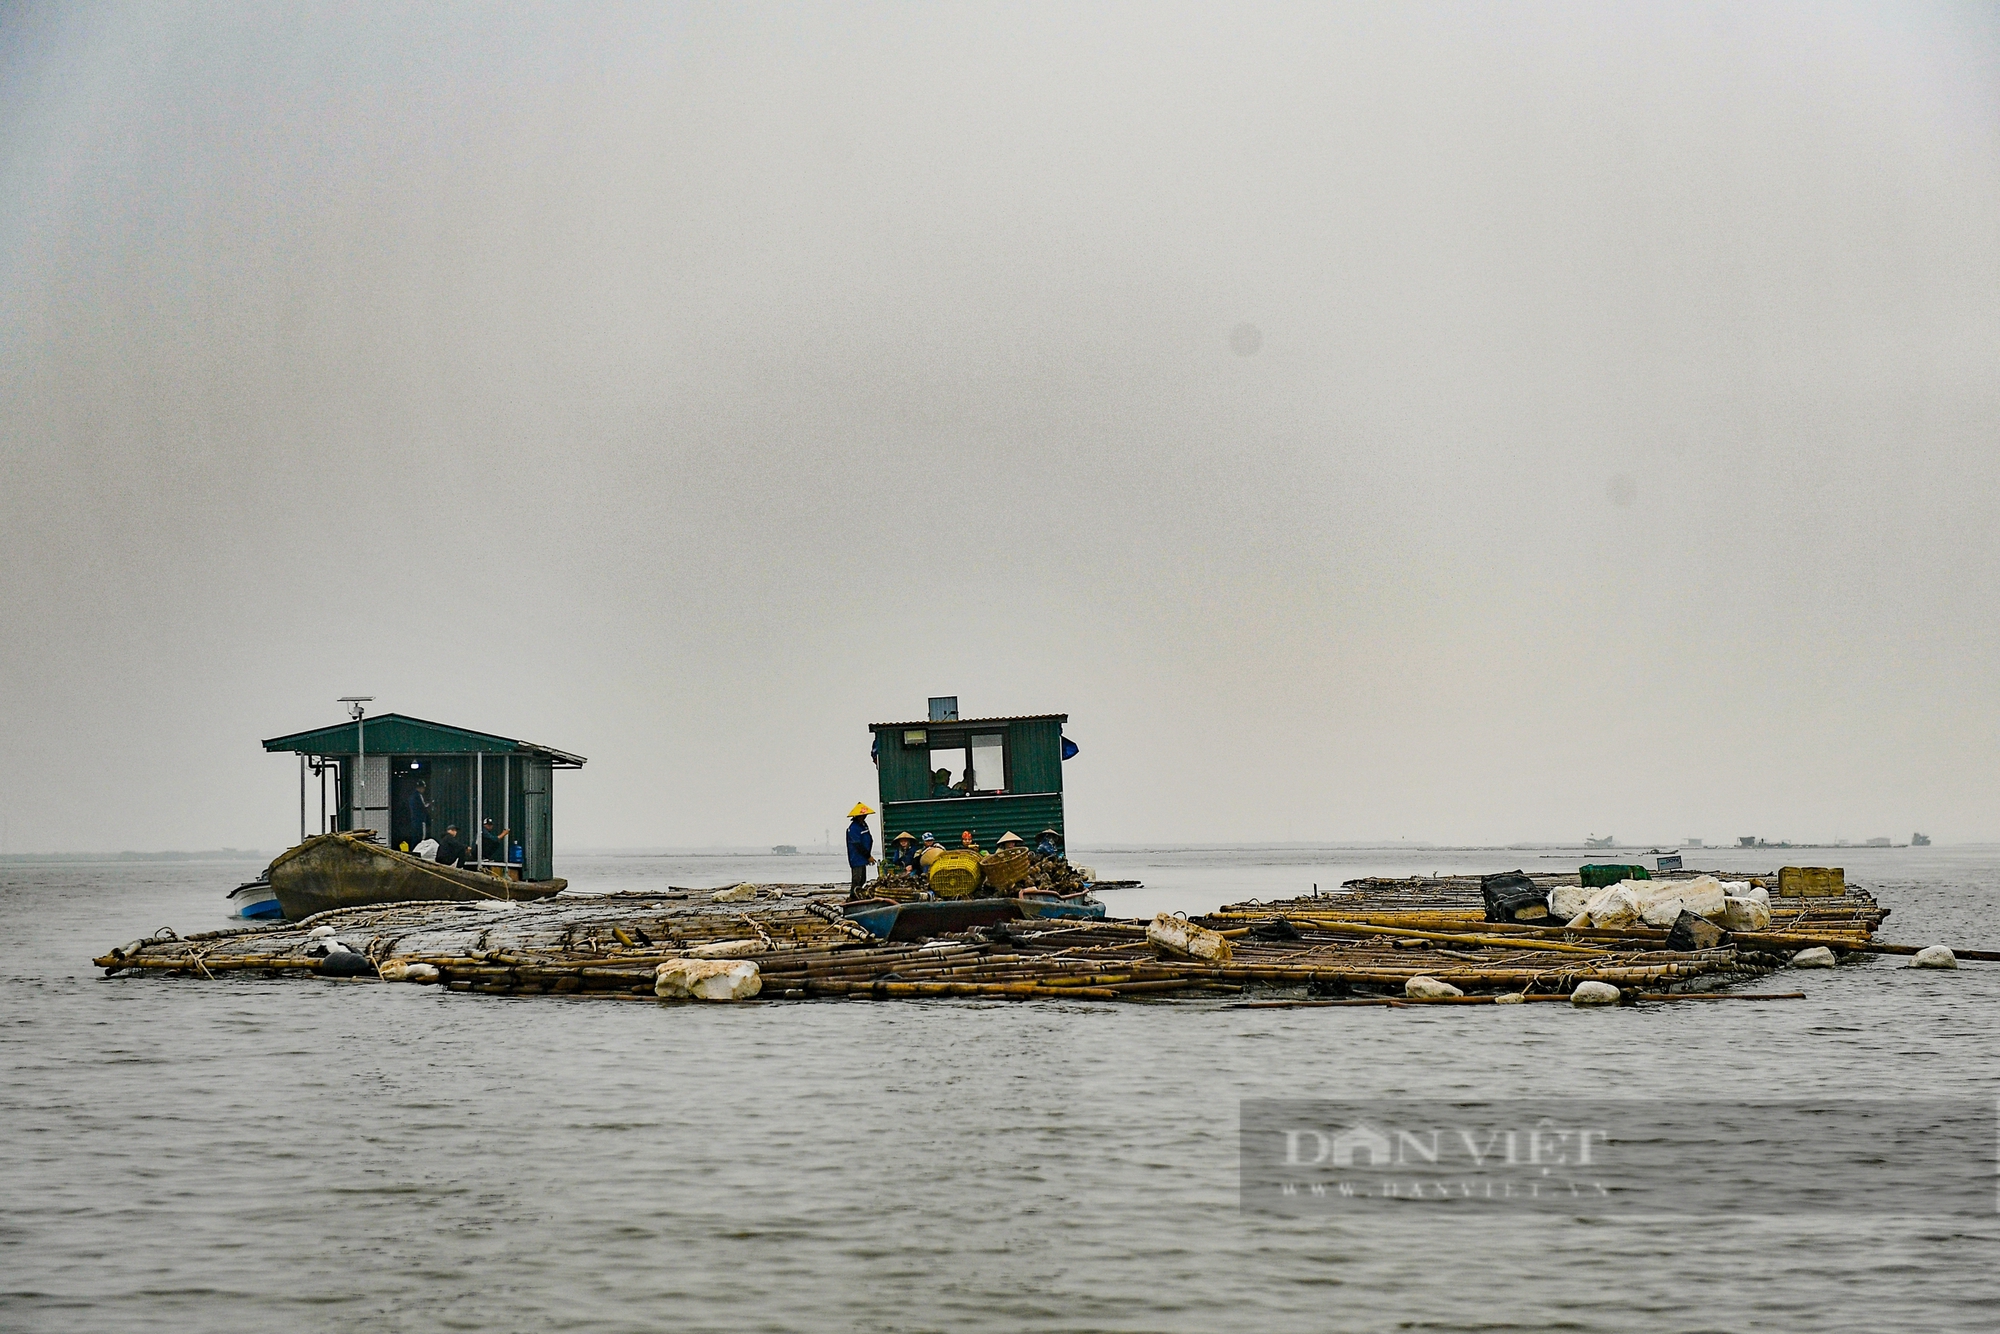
[268,833,565,920]
[843,897,1022,941]
[1015,894,1106,921]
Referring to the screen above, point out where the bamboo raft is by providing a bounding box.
[1187,869,1894,997]
[90,865,1931,1005]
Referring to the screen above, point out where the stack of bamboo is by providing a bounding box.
[1190,868,1902,992]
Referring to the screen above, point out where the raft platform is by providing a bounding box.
[92,865,1914,1005]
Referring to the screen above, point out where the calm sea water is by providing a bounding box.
[3,845,1996,1333]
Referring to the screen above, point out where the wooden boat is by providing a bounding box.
[1014,890,1106,921]
[842,897,1022,941]
[267,832,566,920]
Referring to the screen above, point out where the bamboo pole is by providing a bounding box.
[1218,918,1612,955]
[1230,991,1807,1009]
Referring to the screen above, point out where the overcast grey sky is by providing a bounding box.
[2,2,1995,853]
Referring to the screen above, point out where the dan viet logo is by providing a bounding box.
[1243,1099,1998,1217]
[1285,1119,1610,1170]
[1269,1116,1613,1203]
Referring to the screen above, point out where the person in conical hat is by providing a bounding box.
[1033,827,1064,859]
[994,831,1026,849]
[845,803,875,895]
[887,831,919,875]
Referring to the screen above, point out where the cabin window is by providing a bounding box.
[927,745,969,797]
[924,731,1007,797]
[969,734,1007,794]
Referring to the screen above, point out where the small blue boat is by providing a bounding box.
[225,878,283,921]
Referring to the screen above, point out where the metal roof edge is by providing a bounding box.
[868,714,1068,730]
[261,712,587,766]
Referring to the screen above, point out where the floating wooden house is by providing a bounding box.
[262,713,585,880]
[869,699,1072,849]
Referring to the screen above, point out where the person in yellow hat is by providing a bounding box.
[846,802,875,895]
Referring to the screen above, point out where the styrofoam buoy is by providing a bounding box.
[307,925,338,939]
[1493,992,1526,1005]
[1546,884,1593,920]
[378,960,440,983]
[1791,946,1838,968]
[1146,914,1233,962]
[655,958,762,1001]
[1570,981,1622,1005]
[1405,975,1463,999]
[1910,945,1958,969]
[1720,896,1772,931]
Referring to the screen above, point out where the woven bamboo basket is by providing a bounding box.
[982,848,1032,893]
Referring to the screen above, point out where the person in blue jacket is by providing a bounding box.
[846,802,875,895]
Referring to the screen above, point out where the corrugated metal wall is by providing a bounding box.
[875,726,933,802]
[881,792,1064,850]
[525,758,552,880]
[342,756,391,838]
[1005,719,1064,796]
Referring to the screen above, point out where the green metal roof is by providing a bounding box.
[261,713,586,767]
[868,713,1067,731]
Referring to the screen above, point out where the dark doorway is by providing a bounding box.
[390,759,434,851]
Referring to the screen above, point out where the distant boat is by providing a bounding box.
[771,845,799,855]
[266,832,565,920]
[1912,832,1932,846]
[1584,834,1617,849]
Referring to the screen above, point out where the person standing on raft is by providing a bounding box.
[846,803,875,895]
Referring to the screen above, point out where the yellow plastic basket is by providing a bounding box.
[927,850,984,900]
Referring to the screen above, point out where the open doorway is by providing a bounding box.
[390,760,434,851]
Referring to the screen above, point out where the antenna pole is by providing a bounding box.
[338,697,375,836]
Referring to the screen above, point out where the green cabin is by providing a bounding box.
[870,698,1070,850]
[262,712,586,881]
